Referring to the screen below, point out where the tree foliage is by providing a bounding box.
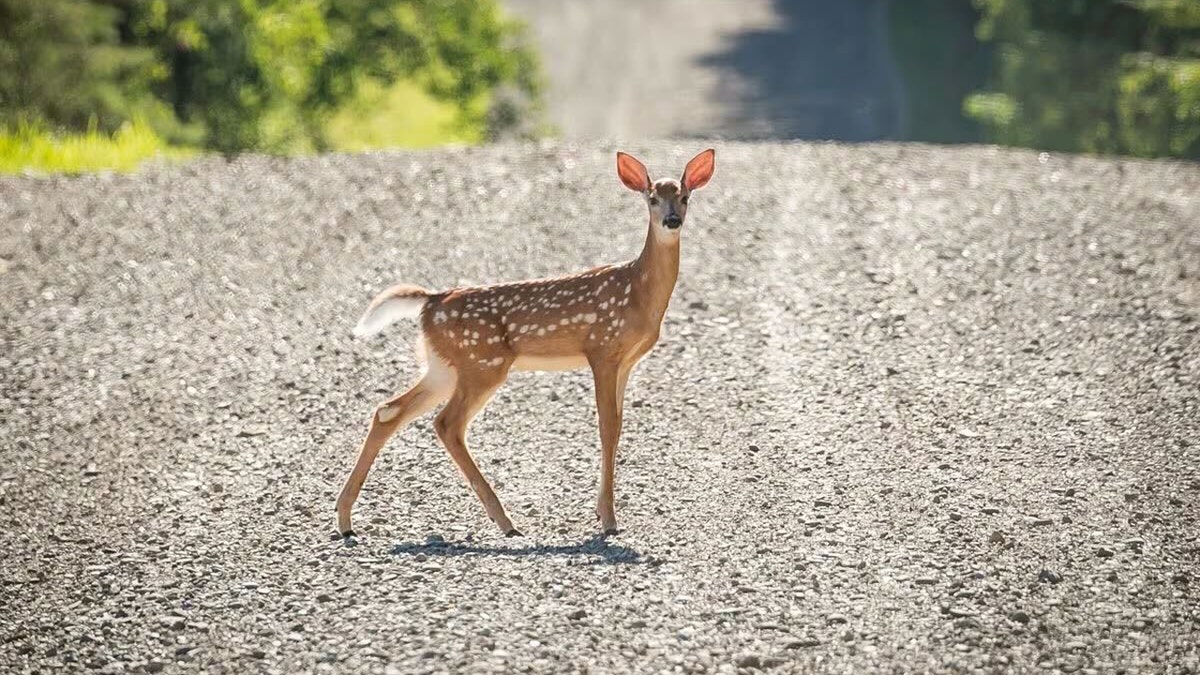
[967,0,1200,158]
[0,0,540,153]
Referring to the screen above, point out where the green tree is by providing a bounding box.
[1,0,541,153]
[968,0,1200,158]
[0,0,167,131]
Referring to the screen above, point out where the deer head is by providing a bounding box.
[617,149,715,237]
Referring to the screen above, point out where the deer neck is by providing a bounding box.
[631,221,680,323]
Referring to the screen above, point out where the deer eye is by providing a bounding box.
[648,196,659,206]
[681,195,689,205]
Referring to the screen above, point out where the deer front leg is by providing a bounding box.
[590,359,627,535]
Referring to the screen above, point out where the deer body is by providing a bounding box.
[336,149,714,538]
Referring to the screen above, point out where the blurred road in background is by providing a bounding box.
[503,0,904,141]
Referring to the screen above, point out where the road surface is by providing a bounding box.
[1,141,1198,673]
[502,0,904,141]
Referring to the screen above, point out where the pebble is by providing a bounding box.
[1039,569,1063,584]
[783,637,821,649]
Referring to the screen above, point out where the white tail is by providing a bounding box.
[352,284,430,337]
[336,149,716,539]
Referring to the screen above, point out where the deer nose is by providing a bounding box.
[663,214,682,229]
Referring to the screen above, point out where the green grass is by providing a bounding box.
[0,120,191,175]
[1,79,481,175]
[326,78,483,151]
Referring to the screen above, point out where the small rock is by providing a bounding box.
[914,577,938,586]
[567,608,587,621]
[1038,569,1062,584]
[826,613,848,624]
[1095,547,1114,558]
[735,654,763,669]
[947,606,976,618]
[1008,610,1031,624]
[989,531,1006,544]
[783,637,821,649]
[1029,518,1053,527]
[813,499,833,508]
[629,619,647,629]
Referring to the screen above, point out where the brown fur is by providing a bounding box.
[335,149,715,537]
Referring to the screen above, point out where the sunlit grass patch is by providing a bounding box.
[0,120,192,175]
[326,79,483,151]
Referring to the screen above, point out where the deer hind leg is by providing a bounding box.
[433,364,520,536]
[335,368,453,537]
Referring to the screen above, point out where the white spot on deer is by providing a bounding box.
[624,283,632,295]
[472,331,480,339]
[520,325,530,333]
[547,324,556,332]
[559,318,569,326]
[599,301,609,310]
[434,311,448,323]
[584,313,597,324]
[489,357,504,367]
[537,328,546,336]
[450,310,459,318]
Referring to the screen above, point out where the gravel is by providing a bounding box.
[1,140,1199,673]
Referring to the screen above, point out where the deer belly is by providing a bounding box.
[511,354,589,372]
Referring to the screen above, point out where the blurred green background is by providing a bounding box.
[892,0,1200,158]
[2,0,1198,173]
[0,0,542,172]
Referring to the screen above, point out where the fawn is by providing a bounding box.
[336,149,716,538]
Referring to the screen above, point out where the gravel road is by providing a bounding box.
[2,141,1199,673]
[502,0,903,141]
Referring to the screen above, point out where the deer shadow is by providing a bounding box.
[389,533,648,566]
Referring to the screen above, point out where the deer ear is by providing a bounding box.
[682,148,715,191]
[617,152,651,192]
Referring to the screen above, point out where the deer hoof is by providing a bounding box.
[505,528,523,537]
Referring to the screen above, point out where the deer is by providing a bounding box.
[335,148,716,539]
